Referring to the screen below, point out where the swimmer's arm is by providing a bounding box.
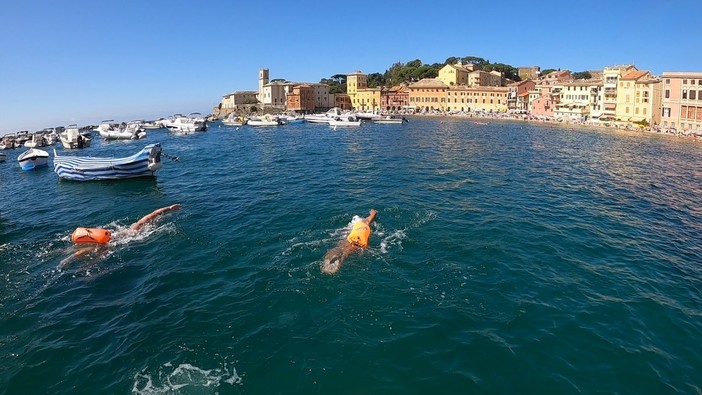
[364,209,377,224]
[130,204,181,231]
[58,248,92,269]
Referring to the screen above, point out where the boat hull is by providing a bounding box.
[18,148,49,170]
[53,143,163,181]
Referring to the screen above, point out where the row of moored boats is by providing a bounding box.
[221,108,408,127]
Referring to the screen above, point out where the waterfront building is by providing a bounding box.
[660,72,702,133]
[408,78,449,113]
[437,62,476,86]
[286,84,315,112]
[220,91,259,112]
[601,65,637,120]
[507,80,536,112]
[538,70,572,84]
[615,70,658,124]
[261,80,295,108]
[445,85,509,113]
[380,85,410,111]
[311,83,335,109]
[345,70,382,111]
[553,79,602,121]
[257,68,269,103]
[468,70,503,87]
[335,94,352,110]
[355,87,382,111]
[518,66,541,80]
[528,82,561,118]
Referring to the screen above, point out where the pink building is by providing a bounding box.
[660,72,702,133]
[529,83,560,118]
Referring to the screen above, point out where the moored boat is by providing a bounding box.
[222,113,247,126]
[24,132,47,148]
[328,115,362,127]
[60,125,92,149]
[372,115,408,124]
[1,134,17,149]
[305,107,344,124]
[247,114,282,126]
[17,148,49,170]
[53,143,163,181]
[99,121,146,140]
[165,114,207,133]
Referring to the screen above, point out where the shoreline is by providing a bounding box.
[406,112,702,143]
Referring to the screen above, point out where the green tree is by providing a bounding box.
[541,68,556,76]
[461,56,488,67]
[367,72,386,88]
[572,71,592,80]
[484,63,521,81]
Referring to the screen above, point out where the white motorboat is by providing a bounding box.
[372,115,408,124]
[142,120,164,129]
[42,128,58,145]
[305,107,344,124]
[1,134,17,149]
[18,148,49,170]
[14,131,31,147]
[60,124,91,149]
[24,132,47,148]
[355,111,382,121]
[222,113,246,126]
[53,143,163,181]
[279,113,305,124]
[328,115,362,127]
[94,120,117,134]
[165,114,207,133]
[247,114,282,126]
[100,121,146,140]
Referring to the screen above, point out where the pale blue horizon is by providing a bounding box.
[1,0,700,132]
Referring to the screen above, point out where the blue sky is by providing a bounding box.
[1,0,699,132]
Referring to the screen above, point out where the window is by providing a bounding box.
[643,108,647,115]
[683,79,687,85]
[666,78,670,84]
[692,91,697,100]
[665,90,670,99]
[636,108,639,114]
[683,90,688,99]
[626,107,629,113]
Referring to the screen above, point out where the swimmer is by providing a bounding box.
[59,204,181,268]
[322,209,377,275]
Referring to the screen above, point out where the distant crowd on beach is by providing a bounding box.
[404,110,702,142]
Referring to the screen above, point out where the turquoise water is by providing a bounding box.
[1,118,702,394]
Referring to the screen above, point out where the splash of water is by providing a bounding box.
[131,360,242,394]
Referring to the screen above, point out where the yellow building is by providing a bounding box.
[437,62,476,86]
[346,70,367,96]
[354,88,382,111]
[345,70,381,110]
[615,70,659,124]
[466,70,504,87]
[446,86,509,112]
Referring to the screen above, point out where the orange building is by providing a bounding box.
[408,78,449,113]
[286,84,315,112]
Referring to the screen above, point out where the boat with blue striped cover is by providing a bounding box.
[53,143,163,181]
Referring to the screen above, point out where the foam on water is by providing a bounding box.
[131,360,242,394]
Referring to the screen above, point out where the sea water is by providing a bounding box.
[1,118,701,394]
